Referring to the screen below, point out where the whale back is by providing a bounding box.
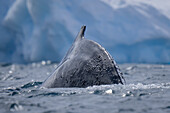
[42,26,124,88]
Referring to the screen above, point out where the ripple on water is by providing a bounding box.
[0,64,170,113]
[21,81,42,89]
[9,102,23,111]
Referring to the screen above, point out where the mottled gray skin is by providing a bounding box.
[42,26,124,88]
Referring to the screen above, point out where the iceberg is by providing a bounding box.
[0,0,170,63]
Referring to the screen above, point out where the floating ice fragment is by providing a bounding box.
[105,89,113,94]
[9,70,13,74]
[46,60,51,64]
[41,61,46,65]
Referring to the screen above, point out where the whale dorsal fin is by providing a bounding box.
[75,25,86,42]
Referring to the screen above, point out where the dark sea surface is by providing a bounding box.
[0,62,170,113]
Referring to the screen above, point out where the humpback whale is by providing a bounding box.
[42,26,124,88]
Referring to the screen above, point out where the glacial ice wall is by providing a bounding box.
[0,0,170,63]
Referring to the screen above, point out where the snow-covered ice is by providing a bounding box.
[0,0,170,63]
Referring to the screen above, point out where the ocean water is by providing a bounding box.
[0,62,170,113]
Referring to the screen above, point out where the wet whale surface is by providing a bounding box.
[42,26,124,88]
